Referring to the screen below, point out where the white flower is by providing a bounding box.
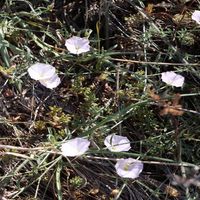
[61,137,90,157]
[39,74,61,89]
[161,71,184,87]
[104,134,131,152]
[28,63,56,80]
[192,10,200,24]
[65,36,90,55]
[115,158,143,179]
[28,63,60,89]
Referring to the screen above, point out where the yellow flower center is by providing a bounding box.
[123,163,131,171]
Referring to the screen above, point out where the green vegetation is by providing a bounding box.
[0,0,200,199]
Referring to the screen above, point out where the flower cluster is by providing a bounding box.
[28,63,61,89]
[27,36,189,180]
[61,134,143,179]
[28,36,90,88]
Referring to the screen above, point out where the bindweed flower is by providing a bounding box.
[115,158,143,179]
[161,71,184,87]
[104,134,131,152]
[28,63,56,80]
[61,137,90,157]
[65,36,90,55]
[28,63,60,89]
[39,74,61,89]
[192,10,200,24]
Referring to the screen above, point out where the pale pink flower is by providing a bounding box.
[115,158,143,179]
[65,36,90,55]
[28,63,56,80]
[28,63,60,89]
[161,71,184,87]
[192,10,200,24]
[104,134,131,152]
[61,137,90,157]
[39,74,61,89]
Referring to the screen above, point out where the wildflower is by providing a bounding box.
[115,158,143,179]
[161,71,184,87]
[61,137,90,157]
[28,63,60,89]
[39,74,61,89]
[28,63,56,80]
[192,10,200,24]
[65,36,90,55]
[104,134,131,152]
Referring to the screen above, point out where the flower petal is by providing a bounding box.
[61,137,90,157]
[39,74,61,89]
[192,10,200,24]
[161,71,184,87]
[28,63,56,80]
[104,134,131,152]
[65,36,90,55]
[115,158,143,179]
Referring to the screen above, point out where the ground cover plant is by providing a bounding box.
[1,0,200,199]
